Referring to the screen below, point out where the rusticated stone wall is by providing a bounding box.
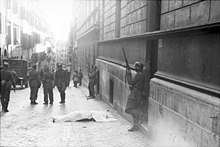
[148,78,220,147]
[148,0,220,146]
[160,0,220,30]
[96,58,137,122]
[120,0,148,36]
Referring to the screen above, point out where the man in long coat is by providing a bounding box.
[1,62,16,112]
[78,69,83,86]
[54,64,67,103]
[29,65,41,104]
[87,65,96,98]
[42,66,54,104]
[125,61,145,131]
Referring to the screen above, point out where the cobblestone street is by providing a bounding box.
[0,85,154,147]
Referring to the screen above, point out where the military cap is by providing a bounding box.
[57,63,62,67]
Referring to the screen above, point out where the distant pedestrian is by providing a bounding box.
[42,66,54,104]
[72,71,79,87]
[93,66,99,96]
[54,64,67,103]
[78,69,83,86]
[65,69,71,87]
[28,64,41,105]
[125,61,145,132]
[0,62,16,112]
[87,65,96,98]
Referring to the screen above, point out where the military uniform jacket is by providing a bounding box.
[54,69,67,87]
[1,69,16,88]
[42,71,54,88]
[125,71,145,111]
[127,71,145,92]
[29,69,41,88]
[88,70,96,83]
[78,71,83,78]
[73,72,79,82]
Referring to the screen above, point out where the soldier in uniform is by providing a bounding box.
[125,61,145,132]
[78,69,83,86]
[87,65,96,98]
[1,62,16,112]
[42,66,54,104]
[29,64,41,105]
[54,64,67,103]
[65,69,71,87]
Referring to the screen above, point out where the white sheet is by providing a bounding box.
[52,110,117,123]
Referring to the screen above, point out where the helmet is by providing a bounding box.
[133,61,143,70]
[3,62,9,66]
[57,63,62,67]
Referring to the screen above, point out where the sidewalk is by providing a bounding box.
[0,84,154,147]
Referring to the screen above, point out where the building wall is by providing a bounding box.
[0,0,49,60]
[120,0,147,37]
[97,0,156,123]
[0,0,7,58]
[74,0,220,146]
[76,1,100,84]
[147,0,220,146]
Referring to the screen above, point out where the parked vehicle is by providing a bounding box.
[2,59,29,88]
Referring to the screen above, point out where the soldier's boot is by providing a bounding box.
[128,116,139,132]
[60,93,65,103]
[4,102,9,112]
[1,99,5,111]
[128,125,139,132]
[2,105,6,112]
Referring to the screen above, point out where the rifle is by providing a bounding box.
[121,47,130,83]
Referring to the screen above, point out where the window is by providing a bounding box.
[7,0,11,9]
[12,1,18,14]
[0,13,2,34]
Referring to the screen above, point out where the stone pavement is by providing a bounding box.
[0,84,154,147]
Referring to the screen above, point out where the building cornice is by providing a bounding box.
[98,22,220,44]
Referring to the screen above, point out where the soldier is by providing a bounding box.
[42,66,54,104]
[65,69,71,87]
[72,71,79,87]
[54,64,67,103]
[29,64,41,105]
[1,62,16,112]
[87,65,96,98]
[125,61,145,132]
[78,69,83,86]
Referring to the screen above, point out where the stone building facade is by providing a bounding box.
[73,0,100,85]
[72,0,220,146]
[0,0,50,61]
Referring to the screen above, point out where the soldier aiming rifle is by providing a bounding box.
[122,47,146,132]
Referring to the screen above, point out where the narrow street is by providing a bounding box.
[0,85,154,147]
